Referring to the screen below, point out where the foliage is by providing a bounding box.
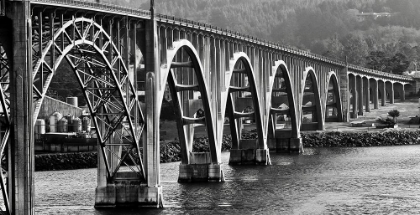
[376,117,396,126]
[388,109,400,118]
[388,109,400,123]
[35,152,97,171]
[302,130,420,147]
[133,0,420,72]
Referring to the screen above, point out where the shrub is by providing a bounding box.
[388,109,400,122]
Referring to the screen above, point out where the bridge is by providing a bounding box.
[0,0,415,214]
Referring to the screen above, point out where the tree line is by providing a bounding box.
[135,0,420,75]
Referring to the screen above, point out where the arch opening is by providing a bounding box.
[325,73,343,122]
[162,45,218,165]
[268,63,298,141]
[225,57,264,152]
[301,69,323,131]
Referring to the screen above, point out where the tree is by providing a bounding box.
[322,35,344,60]
[366,51,387,70]
[342,33,369,65]
[388,109,400,123]
[388,52,410,74]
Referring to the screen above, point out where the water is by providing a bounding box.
[35,145,420,214]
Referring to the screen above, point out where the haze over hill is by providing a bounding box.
[47,0,420,102]
[135,0,420,74]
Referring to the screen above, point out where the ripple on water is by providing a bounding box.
[35,145,420,214]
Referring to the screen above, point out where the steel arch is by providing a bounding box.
[31,17,145,181]
[158,39,219,164]
[0,31,11,215]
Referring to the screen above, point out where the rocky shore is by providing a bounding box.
[35,129,420,171]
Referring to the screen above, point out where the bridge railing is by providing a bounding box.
[32,0,151,17]
[30,0,413,82]
[0,0,4,16]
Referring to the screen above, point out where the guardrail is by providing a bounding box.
[0,0,5,16]
[30,0,414,82]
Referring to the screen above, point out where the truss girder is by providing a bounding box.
[0,36,11,214]
[31,13,145,181]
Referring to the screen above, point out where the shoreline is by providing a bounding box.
[35,129,420,171]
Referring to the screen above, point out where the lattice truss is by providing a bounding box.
[0,38,10,213]
[31,12,145,181]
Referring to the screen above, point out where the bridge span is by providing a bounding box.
[0,0,415,214]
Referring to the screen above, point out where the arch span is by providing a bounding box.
[325,71,343,122]
[300,67,323,131]
[221,52,269,164]
[223,52,265,148]
[31,17,145,182]
[267,61,299,145]
[158,39,219,165]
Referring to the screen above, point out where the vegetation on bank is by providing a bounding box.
[36,129,420,171]
[302,130,420,147]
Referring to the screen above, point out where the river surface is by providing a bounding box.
[35,145,420,214]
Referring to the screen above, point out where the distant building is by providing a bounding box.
[356,12,393,21]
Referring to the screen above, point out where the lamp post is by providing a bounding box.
[150,0,154,18]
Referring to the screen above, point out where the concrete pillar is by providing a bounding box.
[364,78,370,112]
[380,81,386,106]
[351,75,358,118]
[372,80,379,109]
[390,83,395,104]
[8,1,34,214]
[401,84,406,101]
[143,18,162,206]
[357,76,364,116]
[339,67,349,122]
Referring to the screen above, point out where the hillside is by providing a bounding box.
[134,0,420,74]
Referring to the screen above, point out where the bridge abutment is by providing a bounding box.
[229,139,271,165]
[178,152,224,182]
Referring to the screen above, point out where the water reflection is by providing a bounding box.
[36,145,420,214]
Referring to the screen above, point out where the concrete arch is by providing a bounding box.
[378,79,387,106]
[385,81,394,104]
[393,82,405,101]
[222,52,265,150]
[301,67,323,130]
[325,71,343,122]
[267,60,299,139]
[159,39,219,164]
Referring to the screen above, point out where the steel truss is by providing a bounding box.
[0,35,11,214]
[31,11,145,183]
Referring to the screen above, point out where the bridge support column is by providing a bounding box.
[372,80,379,109]
[350,75,358,118]
[364,78,370,112]
[401,85,406,101]
[95,19,163,208]
[379,81,386,106]
[9,1,35,214]
[339,67,349,122]
[390,83,395,104]
[357,76,364,116]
